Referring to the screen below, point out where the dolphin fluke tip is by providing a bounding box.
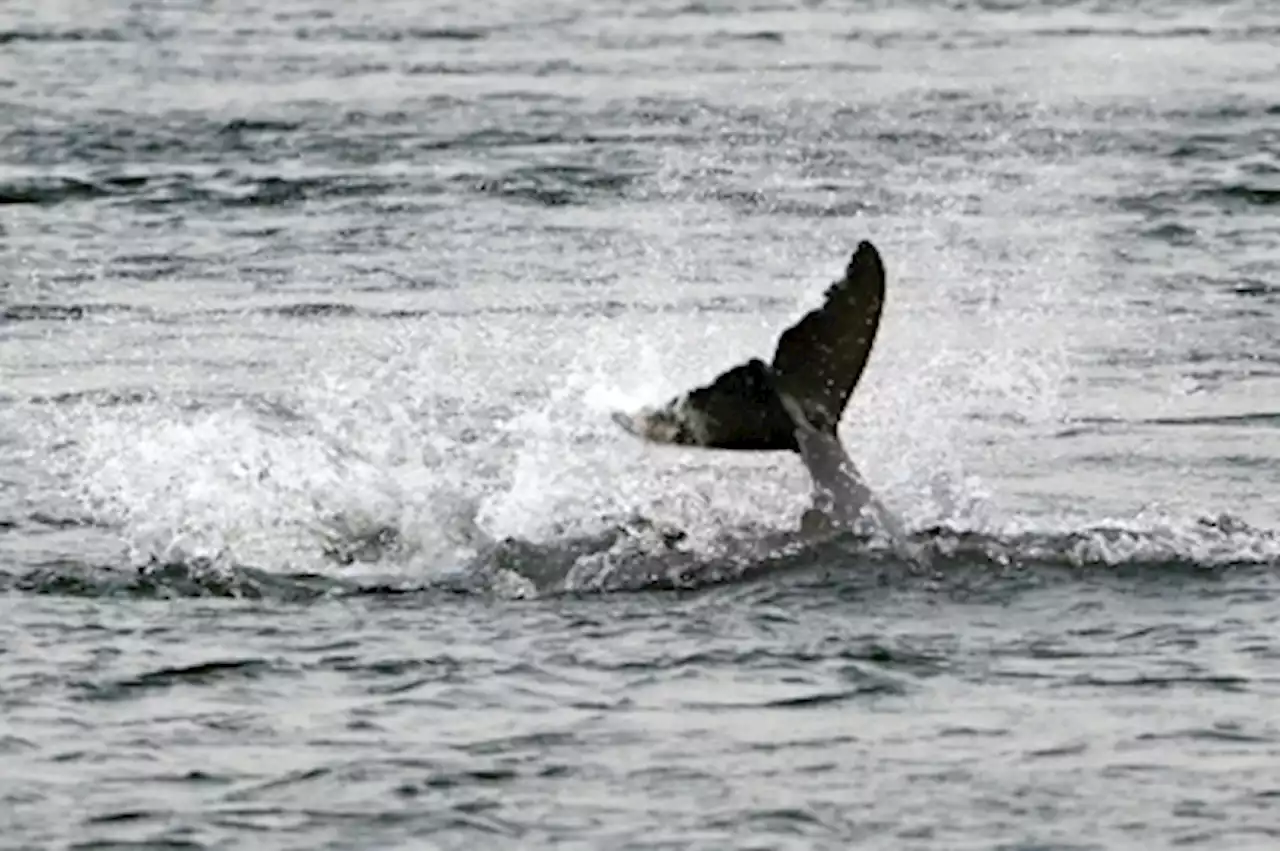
[612,240,886,452]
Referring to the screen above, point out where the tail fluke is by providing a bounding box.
[613,240,886,451]
[611,357,800,451]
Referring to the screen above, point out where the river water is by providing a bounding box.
[2,0,1279,848]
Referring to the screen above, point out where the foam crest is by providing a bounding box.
[475,322,811,550]
[49,359,490,575]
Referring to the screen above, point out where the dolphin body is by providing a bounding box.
[612,240,918,558]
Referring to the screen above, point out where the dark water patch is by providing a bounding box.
[1,303,153,323]
[0,176,115,205]
[23,389,167,408]
[940,726,1009,739]
[1139,723,1275,744]
[1115,411,1280,428]
[0,171,159,205]
[133,770,234,787]
[79,659,281,701]
[224,758,481,802]
[3,116,391,168]
[702,805,855,840]
[456,730,581,759]
[0,560,353,602]
[260,302,361,319]
[1168,412,1280,427]
[109,254,192,282]
[1118,182,1280,219]
[1240,25,1280,40]
[1233,279,1279,297]
[459,164,640,207]
[0,734,37,753]
[637,1,729,18]
[321,655,462,683]
[1069,673,1251,692]
[404,55,588,76]
[85,809,164,825]
[198,293,796,326]
[579,640,947,678]
[1168,101,1278,123]
[1029,26,1215,39]
[1142,221,1198,245]
[419,127,569,151]
[3,303,93,322]
[0,170,395,208]
[344,265,448,293]
[25,512,103,530]
[68,840,205,850]
[218,117,301,134]
[0,102,671,170]
[694,680,907,709]
[209,303,436,322]
[0,28,127,45]
[712,30,785,43]
[294,25,489,42]
[193,175,396,208]
[1208,184,1280,207]
[409,765,522,791]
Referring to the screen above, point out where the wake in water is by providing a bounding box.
[5,504,1278,601]
[9,383,1280,601]
[10,335,1280,601]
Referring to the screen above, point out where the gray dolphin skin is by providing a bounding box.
[613,240,913,550]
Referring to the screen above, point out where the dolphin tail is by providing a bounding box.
[612,240,886,452]
[776,388,907,544]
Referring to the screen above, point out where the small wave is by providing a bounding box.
[1137,412,1280,428]
[1069,673,1251,692]
[703,183,880,218]
[188,175,395,208]
[1,303,152,323]
[218,118,303,135]
[456,165,639,207]
[77,658,281,702]
[293,25,488,43]
[0,28,125,45]
[224,296,788,323]
[21,389,171,408]
[1140,222,1198,245]
[844,24,1266,46]
[710,30,784,44]
[5,513,1276,603]
[23,512,104,530]
[0,559,355,602]
[0,176,113,205]
[261,303,363,319]
[0,171,394,208]
[1233,280,1279,298]
[1118,182,1280,218]
[1029,26,1215,39]
[475,513,1280,597]
[1210,184,1280,207]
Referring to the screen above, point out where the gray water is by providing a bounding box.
[3,0,1280,848]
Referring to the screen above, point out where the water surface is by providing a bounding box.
[2,0,1279,847]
